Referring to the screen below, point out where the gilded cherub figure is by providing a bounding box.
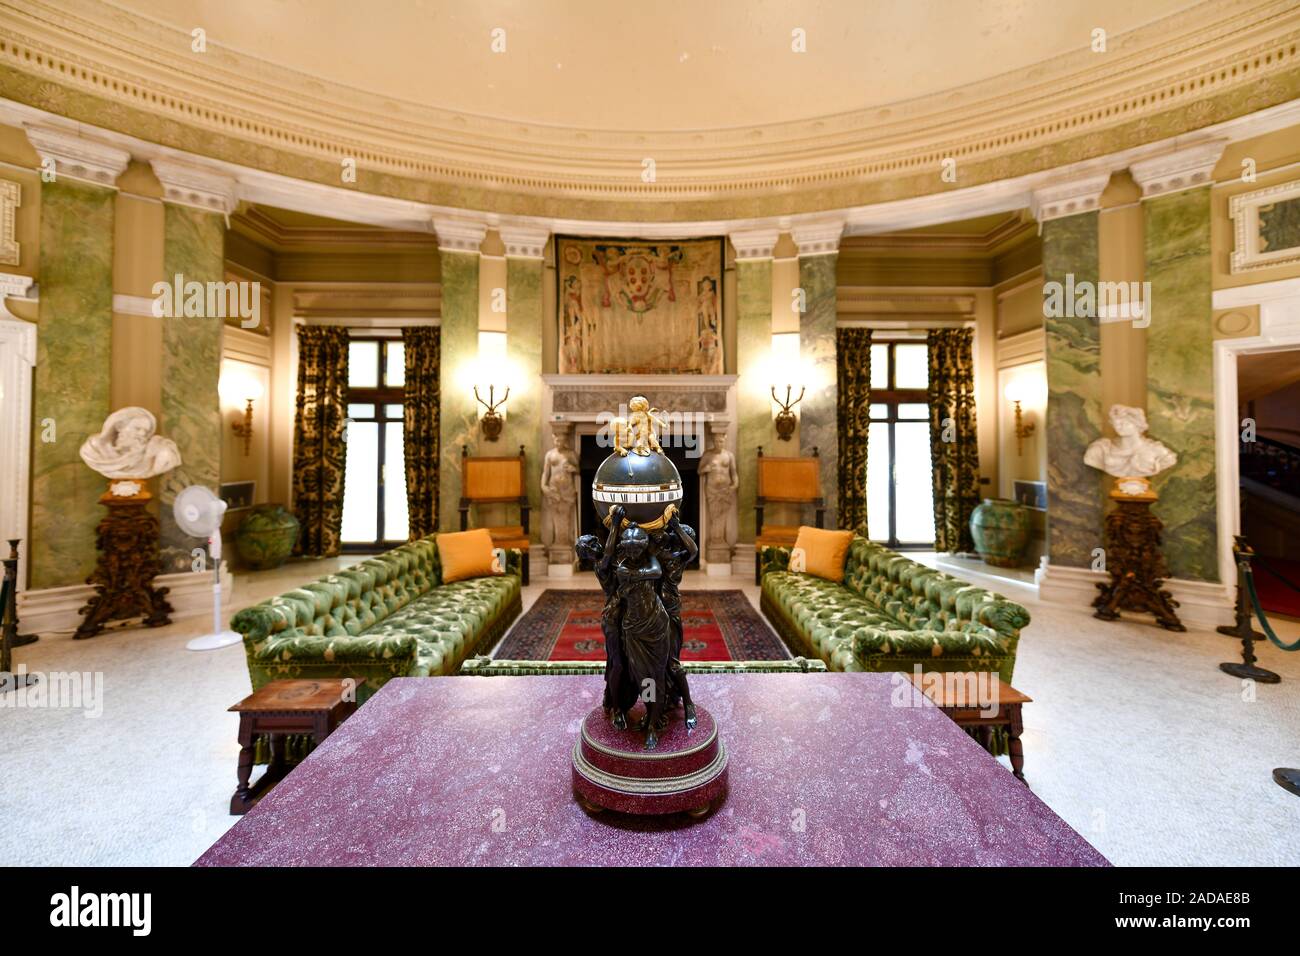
[621,395,666,457]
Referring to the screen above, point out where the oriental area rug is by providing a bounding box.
[494,589,790,662]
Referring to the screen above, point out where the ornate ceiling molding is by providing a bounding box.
[1129,139,1230,197]
[23,123,129,187]
[1,1,1298,220]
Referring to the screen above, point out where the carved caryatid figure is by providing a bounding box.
[1084,405,1178,480]
[79,407,182,480]
[699,431,739,554]
[540,427,580,556]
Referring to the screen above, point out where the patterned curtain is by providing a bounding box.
[402,326,441,538]
[836,327,872,534]
[928,328,980,553]
[293,326,349,557]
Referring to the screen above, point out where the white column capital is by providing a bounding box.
[433,217,488,253]
[729,229,780,261]
[1129,139,1228,199]
[150,157,239,215]
[499,224,550,259]
[24,124,130,188]
[1029,172,1111,224]
[791,219,845,257]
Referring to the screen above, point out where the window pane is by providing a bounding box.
[894,344,928,389]
[894,421,935,543]
[348,341,379,388]
[868,403,888,420]
[341,421,379,542]
[385,342,405,388]
[383,422,409,541]
[897,403,929,419]
[870,344,889,390]
[347,403,375,419]
[866,422,890,542]
[384,404,404,419]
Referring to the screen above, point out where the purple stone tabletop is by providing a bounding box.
[195,673,1109,867]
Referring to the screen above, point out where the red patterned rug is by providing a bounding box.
[494,590,790,662]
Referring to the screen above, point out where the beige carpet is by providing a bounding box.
[2,556,1297,866]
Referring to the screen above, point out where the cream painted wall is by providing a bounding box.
[111,162,164,418]
[1212,125,1300,294]
[0,123,41,282]
[1098,170,1147,415]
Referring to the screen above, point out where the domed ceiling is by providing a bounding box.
[2,0,1298,220]
[105,0,1197,132]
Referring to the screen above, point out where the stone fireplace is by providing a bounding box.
[540,374,738,576]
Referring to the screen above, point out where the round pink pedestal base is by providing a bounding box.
[571,703,728,817]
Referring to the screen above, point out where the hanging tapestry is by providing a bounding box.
[402,326,440,538]
[293,325,349,557]
[556,236,724,374]
[836,327,873,535]
[928,327,981,554]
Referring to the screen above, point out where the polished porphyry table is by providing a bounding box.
[196,673,1108,866]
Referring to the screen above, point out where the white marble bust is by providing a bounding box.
[79,407,182,480]
[1084,404,1177,478]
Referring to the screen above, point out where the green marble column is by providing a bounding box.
[159,204,225,572]
[438,250,480,532]
[798,253,838,526]
[736,258,772,542]
[1145,188,1216,581]
[1042,211,1106,568]
[504,255,544,541]
[30,180,114,589]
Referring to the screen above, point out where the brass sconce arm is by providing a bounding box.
[771,385,805,442]
[1012,399,1035,456]
[474,384,511,441]
[231,399,255,456]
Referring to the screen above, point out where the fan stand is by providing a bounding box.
[186,531,241,651]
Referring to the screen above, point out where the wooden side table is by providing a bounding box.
[905,671,1032,784]
[228,679,365,814]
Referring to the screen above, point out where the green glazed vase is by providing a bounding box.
[235,504,301,571]
[969,498,1030,568]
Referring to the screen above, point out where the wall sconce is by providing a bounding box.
[473,330,510,442]
[769,331,804,442]
[219,369,264,457]
[1004,378,1042,457]
[474,384,510,441]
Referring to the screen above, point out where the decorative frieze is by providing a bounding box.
[791,221,844,258]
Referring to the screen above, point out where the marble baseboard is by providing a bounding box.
[1034,559,1232,630]
[731,543,756,578]
[16,563,233,637]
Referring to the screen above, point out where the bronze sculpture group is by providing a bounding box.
[575,507,698,750]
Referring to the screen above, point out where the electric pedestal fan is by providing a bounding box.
[173,485,241,651]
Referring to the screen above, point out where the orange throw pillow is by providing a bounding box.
[436,529,502,583]
[791,526,854,583]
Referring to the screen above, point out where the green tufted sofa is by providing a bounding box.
[759,537,1030,683]
[231,536,524,706]
[458,656,829,676]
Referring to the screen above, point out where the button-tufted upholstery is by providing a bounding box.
[759,536,1029,683]
[232,535,523,704]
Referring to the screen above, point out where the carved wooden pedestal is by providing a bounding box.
[1092,488,1184,632]
[75,486,173,639]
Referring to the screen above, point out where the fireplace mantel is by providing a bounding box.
[541,373,737,423]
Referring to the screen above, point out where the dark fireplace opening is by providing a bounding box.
[577,433,700,569]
